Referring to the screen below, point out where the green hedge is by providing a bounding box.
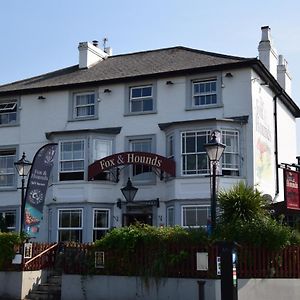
[0,232,21,269]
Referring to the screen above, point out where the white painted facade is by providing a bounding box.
[0,26,299,242]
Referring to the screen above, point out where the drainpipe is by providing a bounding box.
[273,89,283,195]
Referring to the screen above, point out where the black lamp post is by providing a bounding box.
[121,178,138,203]
[14,152,32,235]
[204,130,226,233]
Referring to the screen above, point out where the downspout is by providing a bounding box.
[274,89,283,195]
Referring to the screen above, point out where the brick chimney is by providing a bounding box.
[78,41,108,69]
[258,26,278,78]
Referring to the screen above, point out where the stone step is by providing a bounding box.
[37,283,61,292]
[25,274,61,300]
[47,275,61,285]
[25,290,60,300]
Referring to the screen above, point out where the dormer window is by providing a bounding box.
[0,101,17,125]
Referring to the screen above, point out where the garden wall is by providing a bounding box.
[0,270,47,299]
[61,275,300,300]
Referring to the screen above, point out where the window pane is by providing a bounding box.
[94,210,109,228]
[143,99,153,111]
[131,100,142,112]
[185,136,196,153]
[142,86,152,97]
[131,88,142,98]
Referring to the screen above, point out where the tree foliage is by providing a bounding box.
[215,182,300,250]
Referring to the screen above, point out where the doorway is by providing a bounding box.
[123,213,153,226]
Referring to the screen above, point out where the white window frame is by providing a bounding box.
[0,150,16,188]
[128,137,155,183]
[93,209,110,241]
[93,139,112,161]
[181,130,211,176]
[167,206,175,227]
[0,210,16,231]
[221,130,240,176]
[73,91,96,119]
[192,79,217,107]
[0,100,18,125]
[129,85,153,113]
[181,205,210,228]
[57,208,83,242]
[59,140,85,181]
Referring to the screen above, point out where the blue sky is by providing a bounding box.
[1,0,300,154]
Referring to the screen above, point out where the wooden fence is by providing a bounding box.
[62,243,300,279]
[3,242,300,279]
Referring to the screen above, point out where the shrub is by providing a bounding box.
[0,232,21,269]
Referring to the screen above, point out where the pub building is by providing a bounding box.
[0,26,300,242]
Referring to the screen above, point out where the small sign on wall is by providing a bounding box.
[196,252,208,271]
[24,243,33,259]
[95,251,105,268]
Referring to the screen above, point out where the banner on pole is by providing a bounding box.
[24,143,57,237]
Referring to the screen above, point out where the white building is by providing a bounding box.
[0,26,299,242]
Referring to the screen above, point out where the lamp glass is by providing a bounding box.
[14,153,32,176]
[121,178,138,202]
[204,132,226,162]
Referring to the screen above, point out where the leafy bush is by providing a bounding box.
[94,224,209,279]
[0,232,21,269]
[215,182,300,250]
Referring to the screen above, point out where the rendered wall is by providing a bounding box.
[61,275,300,300]
[0,270,46,299]
[61,275,221,300]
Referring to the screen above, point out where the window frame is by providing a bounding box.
[186,73,222,110]
[0,148,16,189]
[92,208,110,241]
[221,130,240,176]
[0,99,19,126]
[181,205,210,228]
[125,82,157,115]
[58,139,85,181]
[181,130,211,176]
[126,134,156,185]
[0,210,16,231]
[166,206,175,227]
[70,90,98,121]
[57,208,83,242]
[192,79,217,106]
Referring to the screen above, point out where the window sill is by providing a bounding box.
[68,116,98,122]
[0,186,17,191]
[124,111,157,117]
[185,104,223,111]
[0,123,19,128]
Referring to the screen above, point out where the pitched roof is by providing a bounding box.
[0,46,253,94]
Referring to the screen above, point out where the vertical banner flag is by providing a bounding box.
[24,143,57,237]
[284,169,300,210]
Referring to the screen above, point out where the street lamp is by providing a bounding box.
[14,152,32,234]
[204,130,226,233]
[121,178,138,203]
